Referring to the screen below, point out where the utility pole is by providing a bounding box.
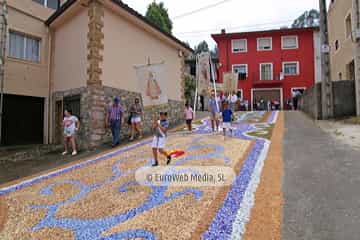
[0,0,7,145]
[352,0,360,116]
[319,0,333,119]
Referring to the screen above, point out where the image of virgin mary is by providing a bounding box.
[146,71,162,100]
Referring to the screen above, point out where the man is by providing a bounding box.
[230,91,238,112]
[292,89,302,110]
[208,90,220,133]
[107,97,124,147]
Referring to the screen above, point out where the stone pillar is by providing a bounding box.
[85,0,106,149]
[180,56,186,102]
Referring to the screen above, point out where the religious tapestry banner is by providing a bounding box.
[134,63,168,107]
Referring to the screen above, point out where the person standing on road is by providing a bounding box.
[221,102,233,138]
[62,109,80,156]
[129,98,143,141]
[107,97,124,147]
[208,90,220,133]
[184,103,194,132]
[230,91,238,112]
[151,112,172,166]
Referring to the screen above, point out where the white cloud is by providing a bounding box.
[123,0,319,49]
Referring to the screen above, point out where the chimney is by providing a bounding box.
[221,29,226,34]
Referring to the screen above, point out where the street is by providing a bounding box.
[1,111,358,239]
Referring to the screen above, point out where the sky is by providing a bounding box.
[123,0,320,49]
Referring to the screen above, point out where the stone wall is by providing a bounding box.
[333,80,356,118]
[299,80,356,119]
[53,86,185,150]
[298,83,322,119]
[104,86,184,142]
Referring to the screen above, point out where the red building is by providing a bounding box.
[212,27,320,110]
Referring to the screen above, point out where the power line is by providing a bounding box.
[174,20,292,37]
[175,19,294,35]
[173,0,234,20]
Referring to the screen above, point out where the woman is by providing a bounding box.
[129,98,143,141]
[62,109,80,156]
[184,103,194,132]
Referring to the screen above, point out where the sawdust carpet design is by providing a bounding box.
[0,111,279,240]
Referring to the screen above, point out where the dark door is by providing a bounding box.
[63,95,80,119]
[1,94,44,145]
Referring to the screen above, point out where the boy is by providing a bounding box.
[221,102,233,138]
[152,112,172,166]
[184,103,194,132]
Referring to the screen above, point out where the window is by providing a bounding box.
[32,0,58,10]
[345,14,352,38]
[257,37,272,51]
[9,32,40,62]
[232,39,247,53]
[283,62,299,76]
[260,63,273,80]
[335,40,340,51]
[233,64,248,80]
[282,36,298,49]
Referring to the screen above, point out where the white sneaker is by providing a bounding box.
[72,151,77,156]
[62,151,68,155]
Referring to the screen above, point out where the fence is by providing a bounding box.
[298,80,356,119]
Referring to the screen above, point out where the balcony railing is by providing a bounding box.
[249,72,284,86]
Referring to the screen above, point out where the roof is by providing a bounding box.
[45,0,193,53]
[211,26,319,40]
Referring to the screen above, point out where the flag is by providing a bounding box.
[134,63,168,107]
[223,72,238,93]
[197,52,211,94]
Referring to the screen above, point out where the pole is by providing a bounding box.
[0,0,7,145]
[352,0,360,116]
[319,0,333,119]
[193,55,198,118]
[210,54,219,112]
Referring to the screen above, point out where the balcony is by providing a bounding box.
[250,72,284,87]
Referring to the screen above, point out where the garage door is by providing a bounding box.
[1,94,44,145]
[253,89,281,102]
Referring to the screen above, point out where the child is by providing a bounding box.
[152,112,172,166]
[62,109,80,156]
[221,102,233,137]
[184,103,194,132]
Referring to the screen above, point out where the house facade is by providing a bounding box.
[1,0,191,148]
[1,0,66,145]
[328,0,356,81]
[212,27,320,110]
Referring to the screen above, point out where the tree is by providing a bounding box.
[194,41,210,55]
[184,75,196,104]
[193,41,218,58]
[211,46,218,58]
[292,9,320,28]
[145,2,173,34]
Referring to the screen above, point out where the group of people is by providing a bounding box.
[253,98,281,111]
[61,96,174,167]
[61,91,237,166]
[61,97,144,156]
[208,90,234,137]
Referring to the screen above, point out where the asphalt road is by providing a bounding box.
[283,111,360,240]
